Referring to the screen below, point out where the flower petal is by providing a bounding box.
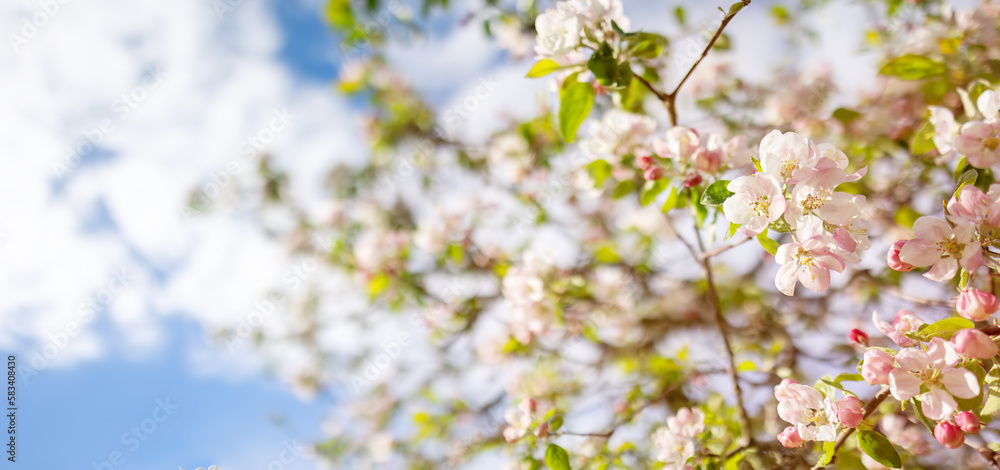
[942,368,981,399]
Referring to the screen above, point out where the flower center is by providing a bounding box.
[915,368,942,387]
[805,408,829,426]
[794,247,815,267]
[750,195,770,216]
[986,137,1000,151]
[802,194,825,211]
[935,236,965,259]
[781,159,798,180]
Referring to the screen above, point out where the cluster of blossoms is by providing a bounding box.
[534,0,629,59]
[503,398,547,442]
[501,252,558,344]
[887,183,1000,281]
[859,307,996,449]
[721,130,869,296]
[929,83,1000,168]
[650,408,705,470]
[773,379,863,447]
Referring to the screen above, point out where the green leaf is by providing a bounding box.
[833,373,864,383]
[957,169,979,196]
[815,440,836,467]
[857,430,902,468]
[640,179,669,206]
[661,187,679,213]
[325,0,356,30]
[544,444,571,470]
[879,54,946,80]
[613,180,636,199]
[689,188,708,227]
[368,272,389,299]
[737,361,756,372]
[726,0,746,18]
[527,59,561,78]
[727,222,740,238]
[833,107,861,124]
[701,179,734,206]
[757,232,779,256]
[588,43,618,86]
[586,159,612,188]
[628,32,669,59]
[909,120,937,155]
[595,245,621,263]
[982,362,1000,416]
[559,82,595,143]
[918,317,974,340]
[549,415,564,431]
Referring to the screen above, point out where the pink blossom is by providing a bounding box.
[956,120,1000,168]
[722,173,786,237]
[707,134,750,168]
[776,383,839,442]
[664,126,700,162]
[774,217,845,296]
[637,155,655,171]
[934,421,965,449]
[928,105,959,156]
[849,329,870,346]
[978,89,1000,121]
[887,240,915,272]
[644,167,664,181]
[888,338,980,421]
[666,408,705,438]
[946,185,992,225]
[956,288,999,321]
[899,216,982,282]
[693,148,721,173]
[777,426,804,448]
[951,328,998,359]
[873,309,924,347]
[785,165,858,227]
[759,130,818,183]
[956,411,981,434]
[774,378,800,401]
[836,396,864,428]
[861,348,894,385]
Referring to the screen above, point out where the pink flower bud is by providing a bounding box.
[534,422,549,437]
[956,411,981,434]
[849,329,870,346]
[836,396,864,428]
[637,155,654,171]
[524,398,537,413]
[777,426,804,448]
[887,240,914,272]
[957,288,999,322]
[861,349,894,385]
[694,148,722,174]
[951,328,999,359]
[774,378,800,402]
[684,173,703,187]
[644,167,664,181]
[934,421,965,449]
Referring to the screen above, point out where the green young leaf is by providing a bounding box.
[629,32,669,59]
[701,179,734,206]
[588,43,618,86]
[689,188,708,227]
[833,373,864,383]
[549,415,564,431]
[815,440,836,467]
[527,59,562,78]
[613,180,637,199]
[325,0,356,30]
[727,222,740,238]
[833,107,862,124]
[857,430,902,468]
[559,82,595,143]
[595,245,621,263]
[919,316,975,340]
[909,120,937,155]
[879,54,946,80]
[544,444,571,470]
[661,186,679,213]
[757,232,779,256]
[726,0,746,18]
[956,168,979,196]
[640,179,669,206]
[368,272,389,299]
[586,159,613,188]
[982,362,1000,416]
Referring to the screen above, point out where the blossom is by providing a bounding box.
[955,120,1000,168]
[956,411,981,434]
[503,399,536,442]
[836,396,864,428]
[946,185,995,226]
[722,173,786,236]
[777,426,804,448]
[849,329,869,346]
[582,109,657,162]
[887,240,915,272]
[956,288,999,321]
[707,133,750,168]
[888,338,980,421]
[928,106,959,156]
[774,216,846,296]
[784,164,859,227]
[933,421,965,449]
[861,348,894,385]
[571,0,629,30]
[662,126,701,162]
[652,408,703,468]
[951,328,998,359]
[774,378,800,401]
[776,383,839,442]
[978,88,1000,121]
[666,408,705,438]
[759,130,818,183]
[898,217,982,282]
[873,309,924,347]
[534,3,582,57]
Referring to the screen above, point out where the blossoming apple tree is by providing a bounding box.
[204,0,1000,468]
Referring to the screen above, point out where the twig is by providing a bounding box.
[701,236,751,259]
[813,387,891,469]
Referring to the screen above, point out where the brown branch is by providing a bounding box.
[701,236,751,260]
[813,386,891,470]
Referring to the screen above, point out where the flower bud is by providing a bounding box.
[849,329,870,346]
[523,398,536,413]
[693,148,721,174]
[836,396,864,428]
[887,240,914,272]
[644,167,664,181]
[957,288,999,322]
[684,173,703,188]
[774,378,799,402]
[533,422,549,438]
[861,349,894,385]
[637,155,654,171]
[934,421,965,449]
[951,328,999,359]
[777,426,804,448]
[956,411,981,434]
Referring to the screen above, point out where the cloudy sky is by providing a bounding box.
[0,0,951,467]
